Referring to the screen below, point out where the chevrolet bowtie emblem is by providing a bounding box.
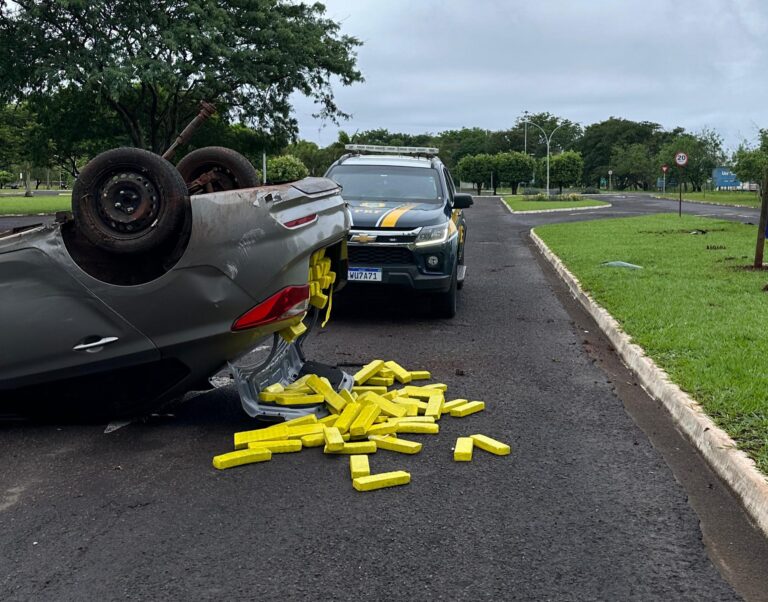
[350,233,377,243]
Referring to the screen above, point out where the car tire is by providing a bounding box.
[176,146,260,194]
[71,148,190,254]
[432,264,457,319]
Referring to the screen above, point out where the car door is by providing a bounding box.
[0,247,159,387]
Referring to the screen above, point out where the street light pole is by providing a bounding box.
[524,120,565,197]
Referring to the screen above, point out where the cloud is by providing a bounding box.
[292,0,768,151]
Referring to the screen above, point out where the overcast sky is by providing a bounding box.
[291,0,768,153]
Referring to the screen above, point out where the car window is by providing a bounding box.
[328,165,442,203]
[443,169,456,198]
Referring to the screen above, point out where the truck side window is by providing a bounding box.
[444,169,456,199]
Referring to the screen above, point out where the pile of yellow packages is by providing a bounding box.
[213,359,511,492]
[277,248,336,344]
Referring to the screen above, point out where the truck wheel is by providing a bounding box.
[71,148,190,254]
[176,146,260,194]
[432,265,457,318]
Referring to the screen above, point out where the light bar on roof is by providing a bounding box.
[345,144,439,156]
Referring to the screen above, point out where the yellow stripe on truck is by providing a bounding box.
[380,204,415,227]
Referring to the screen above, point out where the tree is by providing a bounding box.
[514,112,583,158]
[494,152,535,194]
[457,154,494,195]
[0,1,363,153]
[657,129,724,192]
[267,154,309,183]
[577,117,675,186]
[610,143,655,190]
[284,140,327,176]
[0,169,12,187]
[733,144,768,267]
[436,128,490,170]
[550,151,583,193]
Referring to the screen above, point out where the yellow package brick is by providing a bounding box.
[408,370,431,381]
[279,321,307,343]
[384,360,412,384]
[334,402,362,434]
[442,398,468,413]
[286,423,325,439]
[306,374,347,414]
[424,383,448,391]
[392,396,428,412]
[349,455,370,479]
[318,414,338,426]
[353,359,385,385]
[301,433,326,448]
[369,435,422,454]
[395,422,439,435]
[340,389,356,404]
[454,437,473,461]
[391,416,435,424]
[450,401,485,417]
[362,392,407,418]
[274,393,325,406]
[353,470,411,492]
[470,434,511,456]
[403,386,443,400]
[324,427,345,452]
[246,440,302,453]
[424,393,444,419]
[365,421,399,436]
[349,404,382,436]
[352,385,388,395]
[324,441,377,454]
[234,424,288,449]
[213,448,272,470]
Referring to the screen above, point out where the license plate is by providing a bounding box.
[348,267,382,282]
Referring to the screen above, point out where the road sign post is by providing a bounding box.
[674,152,688,217]
[608,169,613,191]
[661,164,668,194]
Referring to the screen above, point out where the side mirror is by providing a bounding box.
[453,193,473,209]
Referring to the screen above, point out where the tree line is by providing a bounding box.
[0,2,761,195]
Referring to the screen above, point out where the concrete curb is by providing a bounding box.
[530,229,768,538]
[649,195,756,210]
[498,198,612,215]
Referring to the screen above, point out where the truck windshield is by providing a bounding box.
[327,165,442,203]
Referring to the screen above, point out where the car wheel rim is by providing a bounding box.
[97,171,160,235]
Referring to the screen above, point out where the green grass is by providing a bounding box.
[0,195,71,215]
[652,190,761,208]
[536,213,768,473]
[504,196,609,212]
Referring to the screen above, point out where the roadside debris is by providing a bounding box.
[601,261,643,269]
[212,359,511,491]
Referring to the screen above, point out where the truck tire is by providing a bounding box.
[71,148,190,254]
[431,264,457,319]
[176,146,260,194]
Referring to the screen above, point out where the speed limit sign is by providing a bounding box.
[674,152,688,167]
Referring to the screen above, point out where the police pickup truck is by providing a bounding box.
[325,145,472,318]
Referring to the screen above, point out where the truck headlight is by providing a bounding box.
[415,222,454,247]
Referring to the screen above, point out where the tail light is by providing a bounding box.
[282,214,317,229]
[232,285,310,331]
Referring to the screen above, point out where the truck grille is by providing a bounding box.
[348,246,414,265]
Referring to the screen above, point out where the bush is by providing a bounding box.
[527,193,584,202]
[522,187,542,196]
[582,186,600,194]
[266,154,309,183]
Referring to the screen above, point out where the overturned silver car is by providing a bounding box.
[0,135,350,419]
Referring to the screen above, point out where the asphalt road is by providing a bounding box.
[2,195,767,600]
